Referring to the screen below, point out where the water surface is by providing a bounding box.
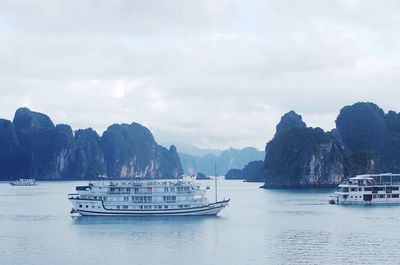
[1,180,399,265]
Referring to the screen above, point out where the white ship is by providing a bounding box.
[329,173,400,205]
[9,178,37,186]
[68,179,230,216]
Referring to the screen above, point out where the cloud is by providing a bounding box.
[1,0,400,149]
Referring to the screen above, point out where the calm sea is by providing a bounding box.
[1,179,400,265]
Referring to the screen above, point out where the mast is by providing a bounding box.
[215,162,218,203]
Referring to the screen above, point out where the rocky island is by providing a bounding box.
[225,160,264,182]
[262,102,400,188]
[0,108,182,180]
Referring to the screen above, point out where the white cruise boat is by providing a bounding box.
[329,173,400,205]
[9,178,37,186]
[68,179,230,216]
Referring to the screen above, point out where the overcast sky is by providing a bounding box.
[1,0,400,150]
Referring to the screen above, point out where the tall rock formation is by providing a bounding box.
[0,119,27,179]
[13,108,75,179]
[0,107,183,180]
[72,128,106,179]
[336,102,400,173]
[101,123,182,179]
[262,102,400,188]
[263,111,348,188]
[275,110,306,134]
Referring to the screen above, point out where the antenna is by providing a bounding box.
[215,162,218,203]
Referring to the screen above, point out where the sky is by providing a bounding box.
[1,0,400,150]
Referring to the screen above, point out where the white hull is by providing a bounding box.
[70,198,229,217]
[339,200,400,206]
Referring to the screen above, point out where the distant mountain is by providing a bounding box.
[262,102,400,188]
[179,147,265,176]
[0,107,182,180]
[166,143,222,157]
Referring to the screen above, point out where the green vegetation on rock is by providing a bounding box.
[0,108,182,180]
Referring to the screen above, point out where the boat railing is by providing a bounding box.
[106,190,193,195]
[68,193,80,199]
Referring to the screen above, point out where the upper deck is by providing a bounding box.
[339,173,400,187]
[75,179,205,196]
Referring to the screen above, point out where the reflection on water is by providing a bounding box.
[1,180,400,265]
[72,215,220,225]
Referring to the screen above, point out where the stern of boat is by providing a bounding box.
[329,194,339,205]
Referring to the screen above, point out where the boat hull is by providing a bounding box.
[339,200,400,206]
[330,193,400,206]
[69,198,230,217]
[9,183,37,186]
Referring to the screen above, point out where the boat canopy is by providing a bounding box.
[350,175,373,180]
[352,173,400,180]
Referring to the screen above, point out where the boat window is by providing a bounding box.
[117,205,120,209]
[350,188,356,192]
[373,195,377,198]
[164,205,168,209]
[163,196,176,202]
[123,205,128,209]
[79,204,82,208]
[343,195,348,199]
[392,194,399,198]
[86,205,88,208]
[392,187,399,190]
[387,194,392,198]
[378,195,385,198]
[358,188,362,191]
[364,187,372,191]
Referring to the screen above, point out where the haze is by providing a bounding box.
[1,0,400,149]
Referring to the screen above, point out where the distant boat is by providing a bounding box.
[330,173,400,205]
[9,178,37,186]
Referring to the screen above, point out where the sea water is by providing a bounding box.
[1,179,400,265]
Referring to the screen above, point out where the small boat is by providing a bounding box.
[9,178,37,186]
[330,173,400,205]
